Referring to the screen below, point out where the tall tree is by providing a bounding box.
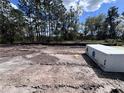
[85,17,96,37]
[0,0,13,43]
[95,14,107,39]
[18,0,67,42]
[116,12,124,39]
[18,0,35,42]
[84,14,106,40]
[60,6,79,40]
[9,9,25,42]
[106,6,119,39]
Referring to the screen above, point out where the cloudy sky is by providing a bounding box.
[63,0,116,12]
[10,0,124,22]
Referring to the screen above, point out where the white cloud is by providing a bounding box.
[63,0,84,16]
[63,0,78,10]
[63,0,116,12]
[10,3,18,9]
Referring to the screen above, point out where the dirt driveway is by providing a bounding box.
[0,45,124,93]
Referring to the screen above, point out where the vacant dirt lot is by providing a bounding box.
[0,45,124,93]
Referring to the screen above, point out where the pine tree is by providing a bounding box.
[106,6,119,39]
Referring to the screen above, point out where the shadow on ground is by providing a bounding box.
[82,54,124,81]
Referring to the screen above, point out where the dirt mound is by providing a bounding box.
[0,45,47,57]
[29,53,59,65]
[0,49,36,57]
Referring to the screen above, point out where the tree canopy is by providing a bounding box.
[0,1,124,44]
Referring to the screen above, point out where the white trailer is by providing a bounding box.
[86,44,124,72]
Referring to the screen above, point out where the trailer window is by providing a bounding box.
[86,48,88,52]
[104,59,106,65]
[92,51,95,58]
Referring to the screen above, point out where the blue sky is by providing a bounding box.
[10,0,124,23]
[79,0,124,22]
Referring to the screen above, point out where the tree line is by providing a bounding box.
[83,6,124,41]
[0,0,79,44]
[0,0,124,44]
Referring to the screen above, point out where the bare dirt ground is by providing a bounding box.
[0,45,124,93]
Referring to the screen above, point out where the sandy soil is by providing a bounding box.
[0,45,124,93]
